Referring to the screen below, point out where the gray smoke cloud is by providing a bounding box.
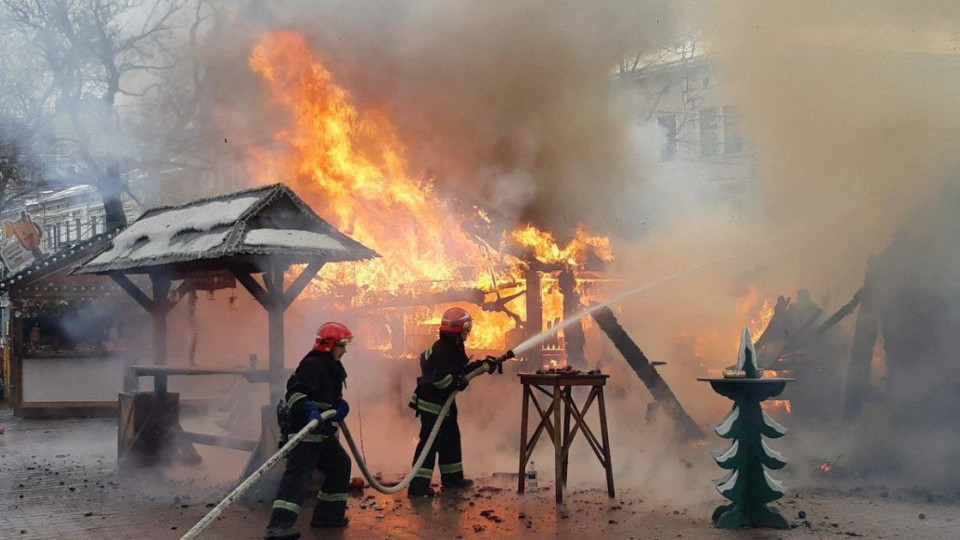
[209,0,675,238]
[691,0,960,489]
[10,0,960,501]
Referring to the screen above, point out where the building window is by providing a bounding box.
[723,106,743,155]
[45,226,54,250]
[55,224,62,248]
[700,107,720,157]
[657,114,677,162]
[91,216,97,236]
[76,218,82,240]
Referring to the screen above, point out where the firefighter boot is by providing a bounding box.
[265,505,301,540]
[442,477,475,490]
[407,477,436,498]
[309,502,349,528]
[264,526,301,540]
[310,492,349,529]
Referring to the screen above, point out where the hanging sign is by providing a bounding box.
[0,211,43,273]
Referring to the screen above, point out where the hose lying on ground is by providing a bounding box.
[181,364,489,539]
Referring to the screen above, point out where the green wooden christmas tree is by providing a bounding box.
[698,327,795,529]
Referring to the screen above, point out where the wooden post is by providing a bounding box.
[552,382,562,503]
[558,267,586,366]
[597,386,615,498]
[230,261,323,406]
[591,306,704,441]
[150,273,172,396]
[843,263,879,421]
[9,298,22,412]
[525,267,542,366]
[518,384,530,494]
[265,265,287,406]
[561,386,572,486]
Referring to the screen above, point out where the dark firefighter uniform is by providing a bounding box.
[407,331,488,495]
[266,349,351,536]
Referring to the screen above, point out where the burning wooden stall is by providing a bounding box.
[72,183,377,466]
[0,231,138,418]
[751,288,862,422]
[840,183,960,427]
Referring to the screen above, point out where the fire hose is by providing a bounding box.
[181,351,513,539]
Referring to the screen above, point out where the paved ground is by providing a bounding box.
[2,407,959,539]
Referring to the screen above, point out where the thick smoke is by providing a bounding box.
[10,0,960,503]
[220,0,675,238]
[158,0,960,494]
[708,1,960,227]
[694,0,960,488]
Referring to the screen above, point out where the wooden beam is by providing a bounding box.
[265,264,288,405]
[525,267,543,366]
[176,429,257,452]
[110,274,153,312]
[590,306,705,441]
[558,267,586,366]
[228,266,271,309]
[282,261,324,310]
[843,271,879,421]
[150,274,172,370]
[151,274,174,316]
[167,279,194,309]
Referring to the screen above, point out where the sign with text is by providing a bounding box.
[0,211,43,273]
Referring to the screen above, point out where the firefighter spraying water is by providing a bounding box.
[184,262,733,540]
[406,307,501,497]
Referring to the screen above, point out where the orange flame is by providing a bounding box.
[513,225,613,266]
[739,286,775,339]
[247,31,611,354]
[761,400,793,414]
[249,31,482,295]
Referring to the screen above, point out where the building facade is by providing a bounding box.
[1,185,140,265]
[619,43,758,218]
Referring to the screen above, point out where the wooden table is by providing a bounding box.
[517,372,614,503]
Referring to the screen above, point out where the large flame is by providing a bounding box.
[249,31,483,294]
[247,31,611,352]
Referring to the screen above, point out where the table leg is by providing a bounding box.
[597,385,615,498]
[562,387,572,487]
[553,384,563,504]
[519,383,530,494]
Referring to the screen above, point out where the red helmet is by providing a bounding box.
[440,307,472,335]
[314,322,354,352]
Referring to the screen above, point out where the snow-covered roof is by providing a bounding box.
[74,183,378,275]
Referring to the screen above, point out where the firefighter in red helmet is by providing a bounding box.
[265,322,354,540]
[407,307,497,498]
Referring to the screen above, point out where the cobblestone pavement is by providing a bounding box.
[3,407,960,539]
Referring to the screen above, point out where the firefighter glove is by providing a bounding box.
[306,401,322,422]
[333,399,350,421]
[482,356,499,374]
[456,374,470,391]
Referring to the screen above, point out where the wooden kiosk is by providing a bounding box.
[73,183,378,469]
[0,231,132,417]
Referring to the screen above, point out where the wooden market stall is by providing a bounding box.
[72,183,378,467]
[0,231,136,417]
